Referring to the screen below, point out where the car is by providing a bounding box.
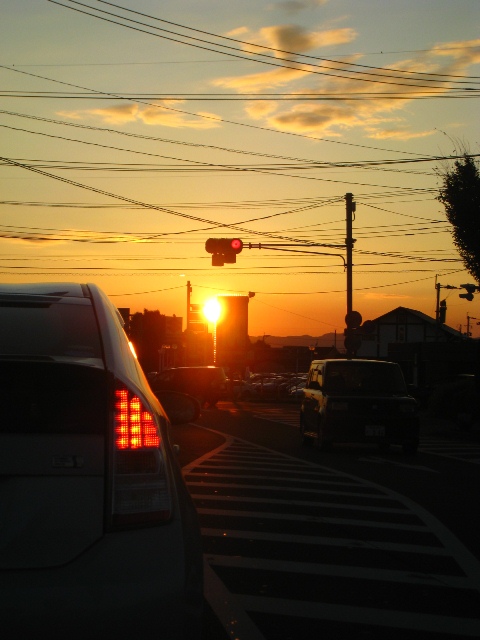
[228,378,259,401]
[0,282,203,638]
[300,358,419,454]
[288,381,307,399]
[151,365,227,408]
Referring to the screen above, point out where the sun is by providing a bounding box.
[203,298,222,323]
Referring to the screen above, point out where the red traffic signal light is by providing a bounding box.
[205,238,243,266]
[229,238,243,253]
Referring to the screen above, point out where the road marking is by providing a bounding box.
[184,426,480,638]
[238,596,480,636]
[358,456,439,473]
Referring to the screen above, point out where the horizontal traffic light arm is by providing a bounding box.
[205,238,346,266]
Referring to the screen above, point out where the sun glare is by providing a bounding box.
[203,298,222,324]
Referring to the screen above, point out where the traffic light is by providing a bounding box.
[459,283,479,302]
[205,238,243,266]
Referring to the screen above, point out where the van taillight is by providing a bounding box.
[111,384,172,527]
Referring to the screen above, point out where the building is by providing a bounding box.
[215,295,251,372]
[356,306,476,387]
[357,306,463,359]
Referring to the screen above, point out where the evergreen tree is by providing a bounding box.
[437,154,480,283]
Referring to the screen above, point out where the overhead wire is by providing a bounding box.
[0,65,449,158]
[48,0,480,92]
[93,0,480,82]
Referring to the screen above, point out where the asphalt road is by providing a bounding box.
[173,401,480,640]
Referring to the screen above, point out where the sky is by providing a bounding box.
[1,0,480,339]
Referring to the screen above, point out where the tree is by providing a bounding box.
[437,154,480,283]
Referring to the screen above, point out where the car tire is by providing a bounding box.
[316,418,332,451]
[402,440,419,455]
[300,414,312,446]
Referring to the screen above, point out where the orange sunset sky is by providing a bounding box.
[1,0,480,338]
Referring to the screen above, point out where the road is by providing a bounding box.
[173,401,480,640]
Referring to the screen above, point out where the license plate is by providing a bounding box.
[365,425,385,437]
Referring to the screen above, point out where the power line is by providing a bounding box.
[49,0,480,91]
[3,90,479,100]
[0,65,444,158]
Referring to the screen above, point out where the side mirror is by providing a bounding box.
[155,391,201,425]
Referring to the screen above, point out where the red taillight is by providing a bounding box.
[111,384,171,528]
[115,388,159,450]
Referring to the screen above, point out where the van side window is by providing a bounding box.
[307,366,321,390]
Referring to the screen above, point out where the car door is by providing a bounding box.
[301,363,323,432]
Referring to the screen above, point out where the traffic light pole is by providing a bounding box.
[205,192,358,353]
[345,193,355,317]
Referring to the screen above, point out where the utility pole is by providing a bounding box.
[466,314,477,338]
[186,280,192,328]
[345,193,356,317]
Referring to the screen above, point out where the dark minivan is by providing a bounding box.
[151,366,227,408]
[300,358,419,454]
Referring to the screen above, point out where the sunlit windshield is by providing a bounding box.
[325,361,407,395]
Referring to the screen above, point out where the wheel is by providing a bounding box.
[300,413,312,446]
[402,440,419,455]
[316,418,332,451]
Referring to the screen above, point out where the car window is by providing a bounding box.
[307,365,323,389]
[325,362,407,394]
[0,298,102,363]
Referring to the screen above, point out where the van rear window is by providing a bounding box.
[325,361,407,394]
[0,299,102,361]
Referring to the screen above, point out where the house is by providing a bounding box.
[356,306,476,387]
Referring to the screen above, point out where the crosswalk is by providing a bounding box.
[183,432,480,639]
[419,437,480,464]
[223,402,480,465]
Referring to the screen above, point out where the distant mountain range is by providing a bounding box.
[249,333,342,348]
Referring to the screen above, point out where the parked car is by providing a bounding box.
[150,365,227,408]
[229,379,259,401]
[0,282,203,638]
[300,358,419,453]
[288,381,307,399]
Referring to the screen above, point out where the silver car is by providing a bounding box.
[0,282,203,638]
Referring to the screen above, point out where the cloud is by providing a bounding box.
[232,24,357,57]
[214,24,357,91]
[364,293,410,300]
[140,103,222,129]
[59,104,139,124]
[245,101,279,119]
[58,102,221,129]
[213,33,480,140]
[365,127,434,141]
[272,0,329,15]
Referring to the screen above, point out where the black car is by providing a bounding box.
[151,365,227,408]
